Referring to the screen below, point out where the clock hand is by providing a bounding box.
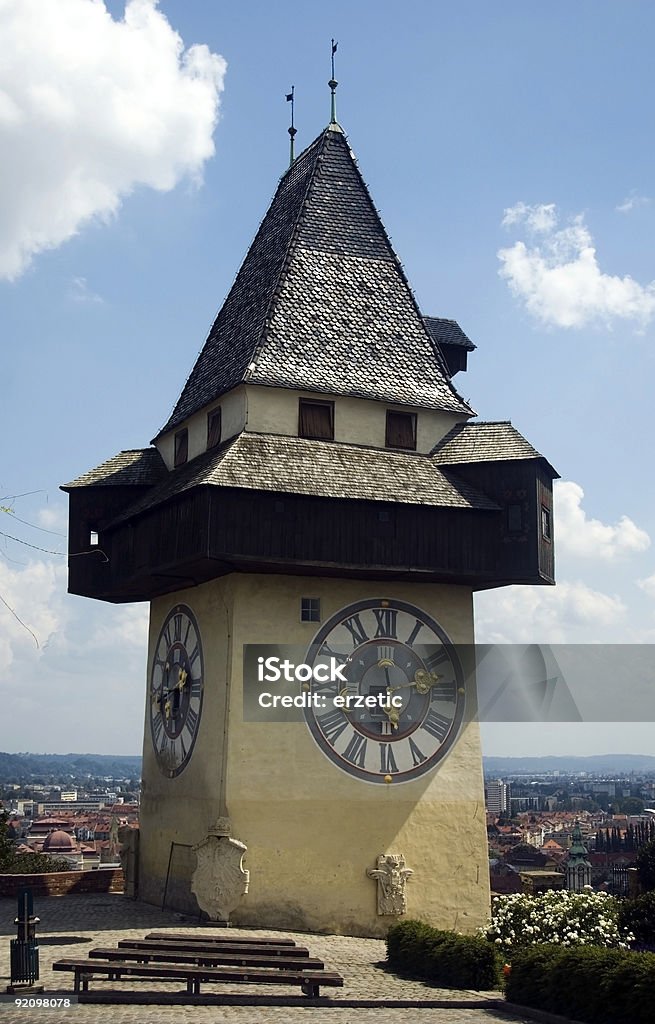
[387,669,441,696]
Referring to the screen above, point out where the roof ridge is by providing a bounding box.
[465,419,513,427]
[155,132,330,440]
[332,135,471,410]
[247,130,331,378]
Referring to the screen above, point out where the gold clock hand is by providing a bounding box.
[387,669,442,696]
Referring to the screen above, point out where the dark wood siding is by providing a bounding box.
[66,479,553,602]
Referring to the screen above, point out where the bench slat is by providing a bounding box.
[89,947,324,970]
[144,932,296,946]
[52,958,343,997]
[119,938,310,957]
[54,959,340,982]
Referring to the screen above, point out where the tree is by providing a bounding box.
[622,797,645,816]
[0,810,15,868]
[636,839,655,891]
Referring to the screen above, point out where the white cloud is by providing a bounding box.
[475,580,627,644]
[502,202,557,233]
[69,276,103,304]
[555,481,650,561]
[0,558,63,662]
[616,192,651,214]
[637,574,655,598]
[0,508,149,751]
[498,203,655,328]
[0,0,226,280]
[36,505,69,534]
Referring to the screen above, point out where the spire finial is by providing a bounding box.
[328,39,338,124]
[286,86,297,166]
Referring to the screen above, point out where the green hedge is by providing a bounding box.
[505,945,655,1024]
[618,891,655,948]
[386,919,500,990]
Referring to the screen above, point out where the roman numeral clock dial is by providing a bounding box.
[304,599,465,784]
[149,605,204,779]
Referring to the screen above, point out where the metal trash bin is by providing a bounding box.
[10,938,39,984]
[10,888,39,986]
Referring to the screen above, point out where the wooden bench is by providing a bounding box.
[119,938,311,958]
[145,931,297,945]
[91,945,324,970]
[53,958,344,998]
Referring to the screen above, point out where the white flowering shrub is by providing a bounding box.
[485,887,634,951]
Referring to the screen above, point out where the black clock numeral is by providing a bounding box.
[408,736,427,766]
[425,647,451,672]
[173,613,183,642]
[317,708,349,744]
[343,731,367,768]
[189,644,200,667]
[190,680,202,699]
[183,619,192,647]
[163,625,172,649]
[152,712,163,746]
[406,619,424,646]
[342,614,369,647]
[422,708,451,742]
[320,643,347,660]
[379,743,398,774]
[431,679,457,702]
[373,608,397,639]
[185,705,199,734]
[180,732,187,761]
[313,677,340,698]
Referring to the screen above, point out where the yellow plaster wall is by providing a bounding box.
[244,385,467,453]
[139,578,235,907]
[155,387,247,469]
[154,384,468,470]
[140,572,490,935]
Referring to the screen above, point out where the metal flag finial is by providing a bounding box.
[328,39,338,124]
[286,86,297,166]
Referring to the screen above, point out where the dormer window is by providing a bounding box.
[174,429,188,467]
[385,411,416,450]
[207,407,222,449]
[299,399,334,440]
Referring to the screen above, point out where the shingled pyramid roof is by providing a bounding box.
[156,124,472,438]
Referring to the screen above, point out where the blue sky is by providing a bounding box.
[1,0,654,756]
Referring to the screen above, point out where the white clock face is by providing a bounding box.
[303,599,465,784]
[149,604,204,778]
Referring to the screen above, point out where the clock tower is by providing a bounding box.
[63,117,557,936]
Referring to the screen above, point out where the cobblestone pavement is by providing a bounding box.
[0,895,536,1024]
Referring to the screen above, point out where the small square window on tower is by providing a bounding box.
[301,597,321,622]
[174,428,188,467]
[298,399,334,440]
[207,407,222,449]
[385,411,417,450]
[541,505,552,541]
